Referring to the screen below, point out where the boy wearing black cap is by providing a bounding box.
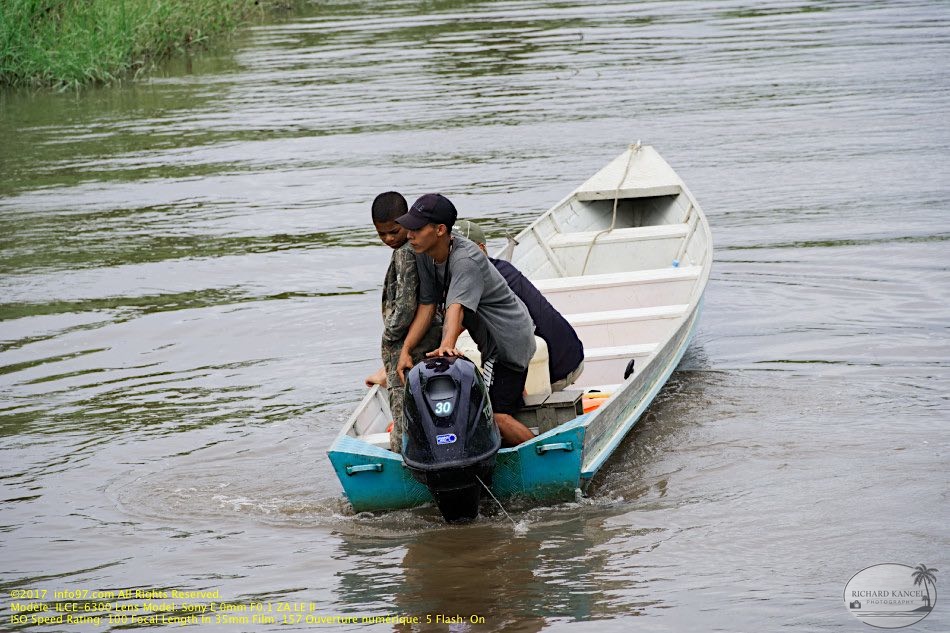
[395,194,537,446]
[365,191,442,453]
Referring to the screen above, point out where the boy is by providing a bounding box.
[395,194,537,447]
[365,191,442,452]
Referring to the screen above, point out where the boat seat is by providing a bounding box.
[361,432,391,449]
[547,223,689,247]
[566,304,689,326]
[545,225,691,274]
[534,266,701,315]
[579,343,658,386]
[584,343,657,362]
[535,266,700,292]
[566,304,688,348]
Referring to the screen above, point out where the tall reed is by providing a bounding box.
[0,0,274,88]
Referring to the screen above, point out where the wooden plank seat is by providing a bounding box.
[547,223,689,247]
[362,432,392,449]
[579,343,658,386]
[533,266,701,314]
[547,224,690,273]
[566,304,689,348]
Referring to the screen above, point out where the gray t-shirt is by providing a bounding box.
[417,235,536,370]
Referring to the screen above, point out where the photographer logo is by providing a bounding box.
[844,563,937,629]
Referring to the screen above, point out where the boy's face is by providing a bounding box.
[374,220,408,250]
[407,223,444,254]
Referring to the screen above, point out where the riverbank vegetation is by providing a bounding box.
[0,0,297,88]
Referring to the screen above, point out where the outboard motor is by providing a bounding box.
[402,355,500,522]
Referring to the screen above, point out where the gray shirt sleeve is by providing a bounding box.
[445,253,484,312]
[416,253,436,305]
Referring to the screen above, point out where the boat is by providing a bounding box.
[328,143,713,514]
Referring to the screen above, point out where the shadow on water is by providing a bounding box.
[330,508,662,629]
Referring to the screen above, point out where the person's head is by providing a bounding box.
[454,219,488,255]
[371,191,409,249]
[396,193,458,255]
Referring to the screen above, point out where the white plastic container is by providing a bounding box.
[455,332,551,397]
[524,337,552,397]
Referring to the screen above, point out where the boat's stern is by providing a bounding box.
[492,416,587,502]
[327,435,433,512]
[328,416,588,513]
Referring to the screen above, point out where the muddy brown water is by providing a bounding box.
[1,1,948,631]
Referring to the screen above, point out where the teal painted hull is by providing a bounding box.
[328,301,702,514]
[328,416,587,513]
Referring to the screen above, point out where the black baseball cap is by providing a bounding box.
[395,193,458,230]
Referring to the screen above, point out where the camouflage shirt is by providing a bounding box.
[382,242,422,346]
[381,242,442,453]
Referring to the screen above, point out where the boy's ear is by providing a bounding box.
[436,224,448,237]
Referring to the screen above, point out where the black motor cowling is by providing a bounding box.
[401,355,500,522]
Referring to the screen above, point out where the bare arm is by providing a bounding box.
[364,366,388,388]
[396,303,436,384]
[426,303,465,358]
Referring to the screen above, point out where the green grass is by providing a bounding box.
[0,0,289,88]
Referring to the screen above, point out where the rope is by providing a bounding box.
[477,475,516,526]
[500,230,518,261]
[580,141,642,275]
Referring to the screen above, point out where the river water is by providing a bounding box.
[1,0,948,631]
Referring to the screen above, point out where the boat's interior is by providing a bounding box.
[509,190,709,390]
[346,386,395,446]
[512,192,706,278]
